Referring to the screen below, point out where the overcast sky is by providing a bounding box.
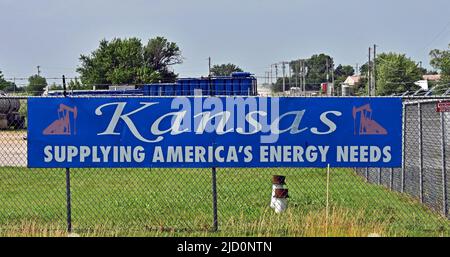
[1,0,450,83]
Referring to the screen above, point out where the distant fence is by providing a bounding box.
[0,95,449,236]
[356,98,449,218]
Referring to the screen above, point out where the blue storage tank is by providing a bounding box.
[148,84,159,96]
[231,72,252,78]
[47,72,256,97]
[225,79,233,95]
[177,79,188,96]
[232,78,241,95]
[200,79,210,95]
[190,79,200,95]
[214,78,225,95]
[142,85,150,95]
[163,83,176,96]
[174,83,182,96]
[240,78,251,95]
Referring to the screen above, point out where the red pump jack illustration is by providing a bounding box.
[43,104,78,135]
[352,104,387,135]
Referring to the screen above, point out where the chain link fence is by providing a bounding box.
[0,96,449,236]
[355,98,449,221]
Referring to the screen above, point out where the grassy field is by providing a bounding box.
[0,167,448,237]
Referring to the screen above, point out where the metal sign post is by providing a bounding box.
[62,75,72,233]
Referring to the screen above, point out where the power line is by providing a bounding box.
[373,44,377,96]
[422,20,450,51]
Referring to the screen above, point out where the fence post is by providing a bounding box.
[211,167,218,231]
[62,75,67,97]
[62,75,72,233]
[418,102,424,203]
[441,112,448,217]
[401,102,406,193]
[65,168,72,233]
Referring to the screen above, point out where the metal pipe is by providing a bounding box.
[62,75,67,97]
[418,103,424,203]
[401,103,406,193]
[62,75,72,233]
[441,112,448,217]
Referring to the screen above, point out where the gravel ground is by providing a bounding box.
[0,130,27,167]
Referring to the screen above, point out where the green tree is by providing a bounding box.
[67,77,91,90]
[77,38,156,88]
[305,54,334,85]
[334,64,355,93]
[143,36,183,82]
[334,64,355,78]
[49,82,62,90]
[430,44,450,84]
[27,75,47,95]
[68,77,83,90]
[271,77,295,93]
[210,63,243,76]
[375,52,423,95]
[280,54,333,92]
[77,37,181,88]
[0,70,17,92]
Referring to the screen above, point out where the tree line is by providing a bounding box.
[271,48,450,96]
[1,38,450,96]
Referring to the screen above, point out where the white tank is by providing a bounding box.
[270,184,284,209]
[342,85,351,96]
[274,198,288,213]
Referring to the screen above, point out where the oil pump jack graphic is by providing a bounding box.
[43,104,78,135]
[352,104,387,135]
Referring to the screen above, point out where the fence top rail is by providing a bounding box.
[403,98,450,105]
[1,95,450,100]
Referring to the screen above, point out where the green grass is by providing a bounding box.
[0,167,448,237]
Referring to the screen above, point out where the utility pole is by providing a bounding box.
[373,44,376,96]
[299,61,303,94]
[270,65,273,85]
[282,62,286,92]
[368,47,372,96]
[355,63,359,76]
[301,61,304,95]
[288,62,291,90]
[208,57,211,77]
[331,61,335,96]
[275,64,278,81]
[299,60,307,95]
[326,58,329,82]
[37,65,41,76]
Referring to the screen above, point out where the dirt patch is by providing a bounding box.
[0,131,27,167]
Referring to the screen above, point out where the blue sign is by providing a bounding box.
[27,97,402,168]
